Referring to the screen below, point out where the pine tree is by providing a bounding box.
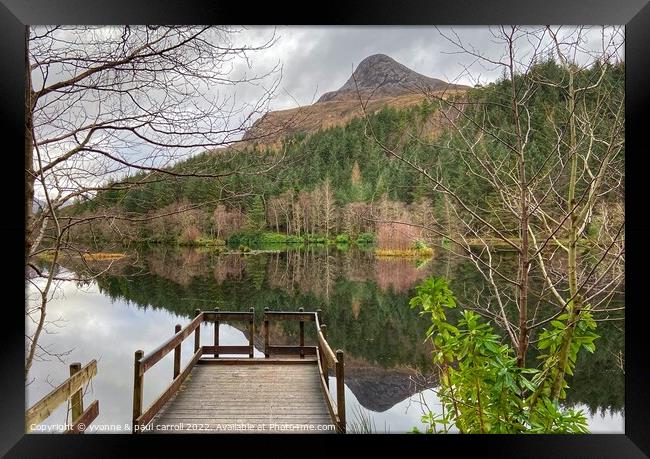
[247,196,266,231]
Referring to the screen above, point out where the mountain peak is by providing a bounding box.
[357,53,397,65]
[317,54,454,103]
[241,54,469,145]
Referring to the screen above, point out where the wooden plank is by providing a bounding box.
[154,423,335,430]
[136,348,202,429]
[264,308,269,357]
[299,307,305,358]
[183,376,321,382]
[140,313,203,374]
[186,374,319,380]
[197,358,317,365]
[152,420,335,425]
[173,324,182,379]
[194,310,201,352]
[214,316,219,358]
[173,389,325,395]
[159,413,331,418]
[318,325,329,389]
[156,418,335,424]
[133,350,143,426]
[155,415,333,421]
[69,363,83,423]
[162,407,329,413]
[201,345,253,355]
[168,391,328,399]
[167,394,328,401]
[203,311,255,322]
[267,345,317,356]
[335,350,346,433]
[26,360,97,430]
[159,398,332,405]
[157,402,332,408]
[264,312,316,322]
[65,400,99,434]
[165,399,327,405]
[248,308,255,358]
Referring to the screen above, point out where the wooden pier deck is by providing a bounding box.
[132,308,345,434]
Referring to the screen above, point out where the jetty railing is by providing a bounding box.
[132,308,345,433]
[26,360,99,434]
[262,307,345,433]
[132,310,204,431]
[202,307,255,358]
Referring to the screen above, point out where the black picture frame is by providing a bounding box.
[3,1,649,457]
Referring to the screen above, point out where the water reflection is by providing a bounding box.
[27,245,624,433]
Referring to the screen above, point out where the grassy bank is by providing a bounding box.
[375,241,434,258]
[375,247,434,258]
[227,231,376,247]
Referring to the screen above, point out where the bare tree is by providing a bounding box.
[25,26,284,379]
[359,26,624,369]
[321,178,336,239]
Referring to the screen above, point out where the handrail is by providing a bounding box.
[203,310,256,321]
[139,312,203,374]
[26,360,99,433]
[315,348,339,426]
[264,311,316,321]
[135,347,202,429]
[133,310,204,432]
[317,327,337,367]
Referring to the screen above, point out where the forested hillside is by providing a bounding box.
[63,59,624,249]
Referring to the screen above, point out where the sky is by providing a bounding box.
[229,26,624,111]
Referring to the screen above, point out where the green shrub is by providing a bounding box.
[335,234,350,244]
[410,277,597,434]
[228,231,260,246]
[586,223,599,238]
[412,240,428,250]
[304,234,327,244]
[178,236,226,247]
[231,232,307,245]
[356,233,376,244]
[259,232,289,244]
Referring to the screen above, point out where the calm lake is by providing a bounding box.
[26,245,624,433]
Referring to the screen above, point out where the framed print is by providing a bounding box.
[3,0,649,456]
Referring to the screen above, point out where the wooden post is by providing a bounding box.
[320,325,329,389]
[194,309,201,353]
[214,307,220,358]
[248,307,255,358]
[263,307,270,358]
[69,363,83,428]
[299,307,305,358]
[173,324,181,379]
[336,349,346,433]
[316,308,322,325]
[132,350,144,433]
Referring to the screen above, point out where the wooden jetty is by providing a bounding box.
[132,308,345,433]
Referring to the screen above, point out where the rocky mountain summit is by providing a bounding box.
[317,54,457,103]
